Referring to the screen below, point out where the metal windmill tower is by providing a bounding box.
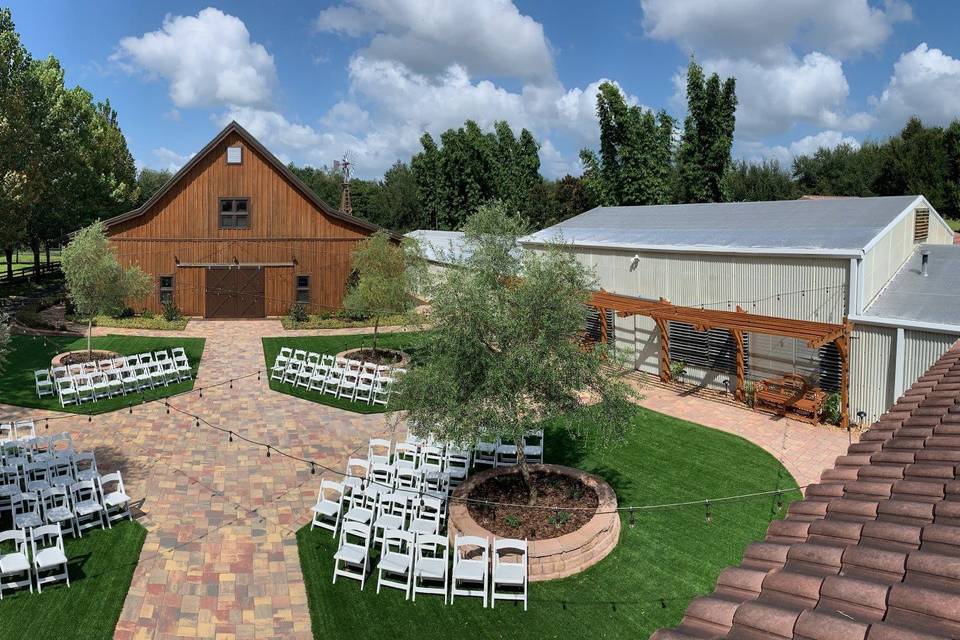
[333,155,353,215]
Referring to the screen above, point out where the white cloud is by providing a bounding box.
[641,0,911,62]
[741,130,860,165]
[113,8,277,108]
[685,53,873,138]
[320,101,371,133]
[314,0,555,82]
[539,139,580,178]
[872,43,960,127]
[151,147,195,172]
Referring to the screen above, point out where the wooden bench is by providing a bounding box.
[754,374,827,425]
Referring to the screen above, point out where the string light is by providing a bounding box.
[229,431,234,443]
[311,463,316,475]
[257,370,261,381]
[775,491,783,512]
[45,419,48,430]
[165,400,169,414]
[199,388,203,398]
[229,379,233,389]
[266,445,271,458]
[195,417,199,428]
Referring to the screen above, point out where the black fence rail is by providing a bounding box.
[3,262,61,283]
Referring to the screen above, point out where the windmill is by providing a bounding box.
[333,155,353,215]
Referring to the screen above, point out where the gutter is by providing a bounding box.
[518,239,863,259]
[849,313,960,335]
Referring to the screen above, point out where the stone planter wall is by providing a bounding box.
[51,350,120,369]
[335,347,411,369]
[448,463,620,582]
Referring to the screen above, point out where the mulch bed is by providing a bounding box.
[58,350,117,366]
[467,469,599,540]
[348,348,405,365]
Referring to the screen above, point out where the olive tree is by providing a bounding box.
[0,313,9,372]
[61,221,151,354]
[343,230,424,354]
[394,202,637,502]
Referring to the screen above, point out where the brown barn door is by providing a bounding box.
[204,267,265,318]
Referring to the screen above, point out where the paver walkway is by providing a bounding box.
[0,320,852,638]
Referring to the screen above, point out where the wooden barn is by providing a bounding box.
[101,121,389,318]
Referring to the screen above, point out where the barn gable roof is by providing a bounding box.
[101,121,394,238]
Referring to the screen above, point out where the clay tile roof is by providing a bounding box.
[653,342,960,640]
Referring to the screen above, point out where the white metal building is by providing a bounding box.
[520,195,959,423]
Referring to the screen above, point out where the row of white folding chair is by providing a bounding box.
[1,451,97,495]
[474,431,545,468]
[0,469,130,532]
[0,522,70,597]
[0,420,36,445]
[372,437,473,487]
[314,477,445,541]
[344,457,451,507]
[54,360,188,406]
[331,525,527,609]
[1,432,73,464]
[274,357,395,405]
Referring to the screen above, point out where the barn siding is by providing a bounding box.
[106,129,373,316]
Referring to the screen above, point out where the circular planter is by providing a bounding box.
[335,347,410,368]
[51,350,120,369]
[449,464,620,582]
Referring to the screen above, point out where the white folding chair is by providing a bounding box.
[369,462,395,489]
[90,372,111,400]
[354,371,375,404]
[46,455,75,489]
[296,362,315,389]
[343,484,382,527]
[96,358,113,372]
[148,362,166,388]
[41,486,79,538]
[14,420,34,442]
[451,535,489,607]
[73,451,98,481]
[367,439,392,466]
[377,529,414,598]
[372,492,407,550]
[138,352,154,366]
[394,442,419,470]
[174,355,192,382]
[11,491,43,530]
[292,349,307,364]
[332,521,371,590]
[30,523,70,593]
[154,350,170,364]
[71,480,109,532]
[338,371,359,400]
[123,355,140,369]
[161,360,179,386]
[393,467,421,496]
[171,346,187,361]
[134,365,153,391]
[310,480,344,537]
[408,495,442,536]
[446,448,472,487]
[57,378,79,407]
[412,533,449,603]
[0,529,32,598]
[496,442,519,467]
[0,482,18,522]
[420,446,445,474]
[119,367,138,394]
[274,347,292,370]
[474,440,499,468]
[75,375,95,404]
[306,352,320,366]
[343,458,369,498]
[35,370,54,398]
[524,430,544,464]
[98,472,133,523]
[270,355,287,381]
[50,432,73,456]
[308,365,327,391]
[492,538,529,610]
[24,461,49,492]
[105,369,124,396]
[282,361,302,385]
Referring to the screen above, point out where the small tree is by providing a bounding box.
[61,221,151,354]
[0,312,10,373]
[394,202,637,502]
[343,230,424,354]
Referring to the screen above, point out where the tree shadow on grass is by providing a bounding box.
[543,428,636,503]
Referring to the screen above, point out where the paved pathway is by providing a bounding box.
[0,320,853,638]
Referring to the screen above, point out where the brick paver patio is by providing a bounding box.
[0,320,852,638]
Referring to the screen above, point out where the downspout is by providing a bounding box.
[893,327,906,401]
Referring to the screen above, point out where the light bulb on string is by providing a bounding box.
[229,431,233,443]
[257,370,261,381]
[199,388,203,398]
[776,491,783,512]
[229,379,233,389]
[629,507,636,528]
[266,445,271,458]
[310,463,316,475]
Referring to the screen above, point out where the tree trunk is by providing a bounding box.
[516,438,537,506]
[372,314,380,355]
[45,243,50,267]
[87,318,93,355]
[3,247,11,282]
[30,237,40,278]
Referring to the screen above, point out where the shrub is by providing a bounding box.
[141,309,154,319]
[288,303,309,323]
[114,306,136,319]
[744,381,756,407]
[547,511,571,527]
[669,359,687,382]
[504,514,522,529]
[822,391,842,425]
[162,302,182,322]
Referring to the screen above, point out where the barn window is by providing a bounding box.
[296,275,310,304]
[219,198,250,229]
[667,321,748,375]
[226,146,242,164]
[159,275,174,305]
[914,207,929,242]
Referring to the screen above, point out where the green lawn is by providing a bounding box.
[0,334,205,415]
[946,218,960,232]
[297,406,799,639]
[0,520,146,640]
[262,332,426,414]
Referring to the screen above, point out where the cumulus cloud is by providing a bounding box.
[740,130,860,165]
[314,0,555,82]
[872,43,960,127]
[641,0,911,62]
[682,53,873,138]
[113,8,276,108]
[151,147,195,172]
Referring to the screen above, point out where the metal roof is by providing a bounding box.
[863,244,960,326]
[520,195,924,256]
[405,230,470,265]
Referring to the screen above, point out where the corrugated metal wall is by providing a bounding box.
[903,330,960,387]
[862,210,916,307]
[850,325,897,424]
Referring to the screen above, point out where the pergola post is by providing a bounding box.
[655,318,670,383]
[731,328,745,401]
[598,305,608,345]
[835,333,850,429]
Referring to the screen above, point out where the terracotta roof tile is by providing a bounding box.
[654,342,960,640]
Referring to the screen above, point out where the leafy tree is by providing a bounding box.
[371,161,424,231]
[793,142,885,198]
[723,159,799,202]
[136,168,173,205]
[61,221,151,354]
[551,174,594,223]
[343,231,424,354]
[411,132,444,228]
[580,82,675,206]
[676,58,737,203]
[288,163,342,207]
[394,202,637,501]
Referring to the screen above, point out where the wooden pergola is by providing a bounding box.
[590,289,854,428]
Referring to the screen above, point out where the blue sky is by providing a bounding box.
[8,1,960,179]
